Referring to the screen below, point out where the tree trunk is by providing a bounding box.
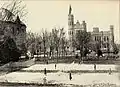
[80,46,83,61]
[56,46,58,62]
[62,48,63,58]
[40,47,41,58]
[57,50,58,62]
[43,40,46,62]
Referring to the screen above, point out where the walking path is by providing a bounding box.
[0,63,119,86]
[22,63,117,71]
[0,72,119,86]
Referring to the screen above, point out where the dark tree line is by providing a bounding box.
[0,0,27,63]
[0,36,21,63]
[75,30,91,57]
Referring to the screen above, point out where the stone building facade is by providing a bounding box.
[68,5,87,51]
[90,26,114,52]
[0,16,26,51]
[68,5,114,52]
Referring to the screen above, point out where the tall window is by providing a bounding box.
[99,36,101,41]
[96,36,99,41]
[70,21,72,25]
[0,24,1,29]
[69,31,71,35]
[95,36,96,41]
[72,31,73,35]
[104,36,106,41]
[104,44,107,48]
[107,36,109,41]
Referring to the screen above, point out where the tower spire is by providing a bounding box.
[69,5,72,14]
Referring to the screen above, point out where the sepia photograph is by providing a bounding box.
[0,0,120,87]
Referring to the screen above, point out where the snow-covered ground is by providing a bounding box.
[22,63,117,71]
[0,72,119,85]
[0,63,119,86]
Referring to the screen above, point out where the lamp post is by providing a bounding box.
[107,37,109,60]
[39,42,41,58]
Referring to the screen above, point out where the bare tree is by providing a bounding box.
[113,43,119,54]
[26,31,35,49]
[48,32,54,58]
[26,31,41,56]
[60,30,67,58]
[41,29,49,59]
[75,30,91,58]
[51,28,64,61]
[0,0,27,22]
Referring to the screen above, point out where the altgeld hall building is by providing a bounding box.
[68,5,114,52]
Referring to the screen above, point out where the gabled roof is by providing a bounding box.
[15,15,21,24]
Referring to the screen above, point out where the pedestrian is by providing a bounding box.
[46,61,48,64]
[94,64,96,70]
[109,68,112,75]
[69,72,72,80]
[55,64,56,69]
[44,68,47,75]
[43,77,47,84]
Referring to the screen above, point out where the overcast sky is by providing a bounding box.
[0,0,120,43]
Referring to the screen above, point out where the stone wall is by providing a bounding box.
[0,58,35,71]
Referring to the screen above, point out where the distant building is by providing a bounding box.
[90,26,114,52]
[68,5,87,51]
[68,5,114,52]
[0,8,26,52]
